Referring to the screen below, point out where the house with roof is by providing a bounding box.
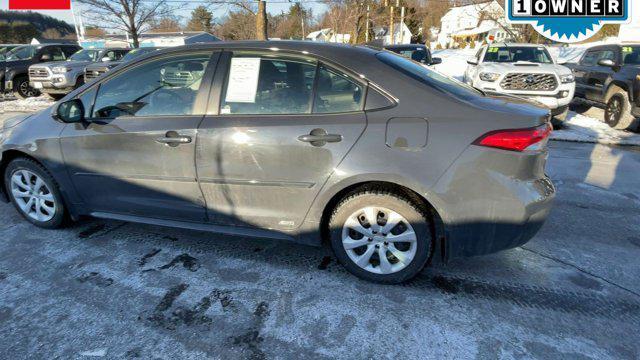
[306,28,351,43]
[374,22,412,46]
[438,0,514,48]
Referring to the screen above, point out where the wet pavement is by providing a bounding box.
[0,136,638,358]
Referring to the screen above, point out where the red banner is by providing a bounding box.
[9,0,71,10]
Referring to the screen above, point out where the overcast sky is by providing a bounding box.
[0,0,327,31]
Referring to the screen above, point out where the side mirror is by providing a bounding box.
[40,54,51,62]
[54,99,85,123]
[101,56,111,62]
[598,59,616,68]
[467,58,478,66]
[431,57,443,65]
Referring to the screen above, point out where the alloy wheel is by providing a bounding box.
[341,206,417,275]
[19,81,37,98]
[606,96,622,127]
[10,170,56,222]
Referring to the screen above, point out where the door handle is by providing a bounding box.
[156,131,192,147]
[298,128,342,147]
[297,134,343,143]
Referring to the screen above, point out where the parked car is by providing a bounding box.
[0,42,555,284]
[84,47,160,83]
[3,44,82,99]
[0,44,21,94]
[565,44,640,130]
[384,44,443,66]
[29,48,130,100]
[464,43,575,127]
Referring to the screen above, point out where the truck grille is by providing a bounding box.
[500,73,558,91]
[29,67,50,79]
[84,69,108,81]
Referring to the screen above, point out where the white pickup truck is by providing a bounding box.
[464,43,576,126]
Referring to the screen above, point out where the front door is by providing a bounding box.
[196,52,367,231]
[586,49,617,102]
[60,51,217,221]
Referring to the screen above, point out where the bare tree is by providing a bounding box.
[207,0,268,40]
[76,0,175,47]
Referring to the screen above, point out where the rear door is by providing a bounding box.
[60,51,218,221]
[196,51,367,231]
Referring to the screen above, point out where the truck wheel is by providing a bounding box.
[605,90,637,130]
[551,106,569,129]
[13,77,40,99]
[328,188,433,284]
[569,103,591,114]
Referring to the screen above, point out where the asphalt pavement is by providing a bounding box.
[0,111,638,359]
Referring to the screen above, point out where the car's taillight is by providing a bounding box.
[473,123,552,152]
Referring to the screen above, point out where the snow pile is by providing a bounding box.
[551,112,640,146]
[432,49,476,81]
[0,95,53,114]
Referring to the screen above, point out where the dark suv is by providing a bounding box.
[3,44,81,99]
[384,44,442,66]
[0,44,21,94]
[566,44,640,130]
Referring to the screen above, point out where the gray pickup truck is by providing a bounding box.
[28,48,130,100]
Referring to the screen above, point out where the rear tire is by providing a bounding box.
[4,158,67,229]
[13,76,40,99]
[328,188,432,284]
[605,89,637,130]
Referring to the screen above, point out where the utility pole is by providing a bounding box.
[300,1,305,39]
[256,0,268,40]
[400,5,405,44]
[389,2,395,45]
[365,4,370,43]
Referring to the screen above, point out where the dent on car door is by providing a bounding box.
[196,51,367,231]
[59,51,219,221]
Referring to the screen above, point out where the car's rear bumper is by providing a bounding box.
[430,146,555,260]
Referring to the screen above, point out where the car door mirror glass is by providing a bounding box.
[55,99,85,123]
[40,54,51,62]
[597,59,615,67]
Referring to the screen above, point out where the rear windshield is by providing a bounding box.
[376,51,482,100]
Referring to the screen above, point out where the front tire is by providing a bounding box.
[605,90,637,130]
[328,189,433,284]
[13,77,40,99]
[4,158,67,229]
[551,105,569,129]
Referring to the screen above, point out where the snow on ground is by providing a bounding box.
[432,48,640,146]
[0,95,53,114]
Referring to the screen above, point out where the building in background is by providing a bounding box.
[79,31,219,49]
[374,22,412,46]
[305,28,351,43]
[438,0,514,49]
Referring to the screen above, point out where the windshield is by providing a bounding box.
[483,46,553,64]
[622,46,640,65]
[376,51,482,100]
[122,48,155,62]
[69,49,100,62]
[6,46,37,61]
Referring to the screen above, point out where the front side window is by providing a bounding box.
[92,52,210,118]
[313,65,363,113]
[597,50,616,62]
[221,55,317,115]
[45,47,66,61]
[581,51,599,66]
[483,46,553,64]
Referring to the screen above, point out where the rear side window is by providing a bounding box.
[376,51,481,100]
[221,56,317,115]
[313,65,363,113]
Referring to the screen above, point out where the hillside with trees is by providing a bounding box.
[0,10,75,43]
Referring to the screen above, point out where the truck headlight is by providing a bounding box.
[52,66,69,74]
[479,72,500,82]
[560,74,575,83]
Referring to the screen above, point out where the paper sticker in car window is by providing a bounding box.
[225,57,261,103]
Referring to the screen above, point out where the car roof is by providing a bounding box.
[487,43,547,48]
[384,44,426,49]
